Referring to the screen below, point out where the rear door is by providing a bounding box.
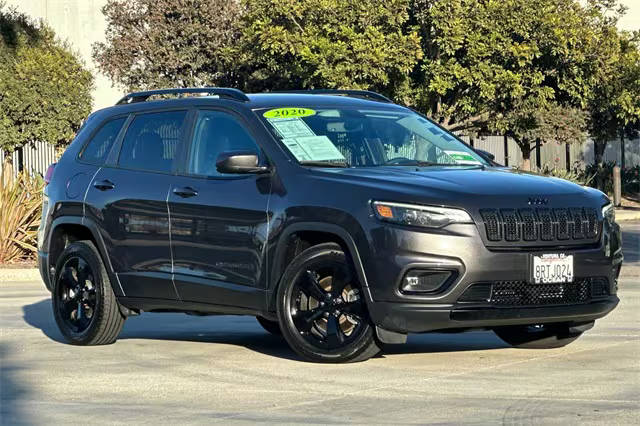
[85,109,189,300]
[168,109,271,308]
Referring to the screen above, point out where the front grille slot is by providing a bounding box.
[479,207,599,246]
[458,278,608,307]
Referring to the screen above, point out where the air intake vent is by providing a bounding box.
[458,278,608,307]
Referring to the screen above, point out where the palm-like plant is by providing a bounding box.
[0,173,44,264]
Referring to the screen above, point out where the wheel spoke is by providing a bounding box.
[303,270,328,301]
[325,313,344,347]
[76,259,90,287]
[341,300,364,318]
[293,307,324,332]
[62,266,79,287]
[330,267,351,298]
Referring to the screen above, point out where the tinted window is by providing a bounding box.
[118,110,187,173]
[79,118,126,164]
[187,110,260,177]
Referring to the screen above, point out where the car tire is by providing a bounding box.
[276,242,380,363]
[493,323,583,349]
[256,316,282,336]
[52,240,125,345]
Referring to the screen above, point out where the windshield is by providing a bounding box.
[257,107,486,167]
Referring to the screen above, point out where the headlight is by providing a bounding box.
[372,201,473,228]
[602,203,615,223]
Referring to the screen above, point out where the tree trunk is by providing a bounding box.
[518,140,532,171]
[594,140,607,191]
[2,152,14,187]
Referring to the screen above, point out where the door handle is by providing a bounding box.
[173,186,198,198]
[93,179,115,191]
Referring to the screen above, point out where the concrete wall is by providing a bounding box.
[5,0,123,111]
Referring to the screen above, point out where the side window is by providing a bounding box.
[79,118,126,165]
[187,110,260,177]
[118,110,187,173]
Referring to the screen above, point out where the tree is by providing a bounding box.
[409,0,620,170]
[588,29,640,169]
[492,102,588,170]
[0,3,93,177]
[93,0,244,91]
[239,0,422,96]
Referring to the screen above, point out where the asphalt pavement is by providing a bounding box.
[1,223,638,425]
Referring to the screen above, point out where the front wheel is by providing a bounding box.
[276,243,380,363]
[494,323,584,349]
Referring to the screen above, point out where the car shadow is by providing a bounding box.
[23,298,507,361]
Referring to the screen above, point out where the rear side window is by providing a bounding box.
[118,110,187,173]
[79,118,126,165]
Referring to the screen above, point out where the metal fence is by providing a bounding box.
[0,134,637,182]
[459,135,640,170]
[0,141,58,179]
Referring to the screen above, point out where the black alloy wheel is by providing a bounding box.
[52,241,125,345]
[277,243,379,362]
[56,256,98,333]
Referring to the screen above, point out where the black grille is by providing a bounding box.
[458,278,609,307]
[479,207,600,245]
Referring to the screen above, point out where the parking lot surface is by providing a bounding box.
[1,223,638,425]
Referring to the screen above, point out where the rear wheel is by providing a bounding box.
[52,241,125,345]
[256,316,282,335]
[494,323,583,349]
[277,243,379,363]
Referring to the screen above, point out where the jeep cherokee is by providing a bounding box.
[38,88,623,362]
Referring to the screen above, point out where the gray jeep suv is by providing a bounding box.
[38,88,623,362]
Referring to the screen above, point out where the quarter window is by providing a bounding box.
[79,118,126,165]
[187,110,260,177]
[118,111,187,173]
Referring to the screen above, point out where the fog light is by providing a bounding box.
[401,270,452,294]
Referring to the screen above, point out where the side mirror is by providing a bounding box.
[476,149,495,162]
[216,151,270,174]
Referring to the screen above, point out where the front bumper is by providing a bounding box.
[364,221,623,334]
[368,297,619,333]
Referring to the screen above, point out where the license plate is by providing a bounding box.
[531,254,574,284]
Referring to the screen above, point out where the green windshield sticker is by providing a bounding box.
[443,150,481,165]
[264,108,316,119]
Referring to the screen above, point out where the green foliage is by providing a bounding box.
[93,0,244,91]
[583,162,640,195]
[0,172,43,263]
[239,0,421,96]
[540,163,595,187]
[587,30,640,164]
[0,4,93,155]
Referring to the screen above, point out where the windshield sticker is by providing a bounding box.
[282,136,346,162]
[443,150,482,165]
[263,108,316,119]
[268,117,316,138]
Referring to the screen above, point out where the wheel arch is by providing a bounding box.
[46,216,123,296]
[268,222,372,312]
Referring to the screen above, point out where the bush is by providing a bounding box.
[0,173,43,264]
[540,163,595,187]
[583,162,639,196]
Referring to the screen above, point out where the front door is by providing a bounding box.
[168,109,271,308]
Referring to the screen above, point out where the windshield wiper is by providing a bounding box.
[300,160,351,168]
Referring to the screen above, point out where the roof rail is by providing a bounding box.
[115,87,250,105]
[275,89,393,103]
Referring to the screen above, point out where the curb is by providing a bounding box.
[0,268,41,282]
[616,209,640,222]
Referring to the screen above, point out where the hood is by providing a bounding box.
[311,166,610,210]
